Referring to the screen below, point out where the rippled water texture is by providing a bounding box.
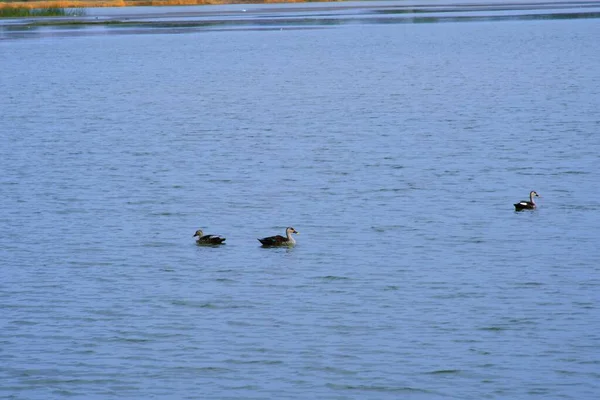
[1,1,600,399]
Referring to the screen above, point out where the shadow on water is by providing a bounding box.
[2,1,600,40]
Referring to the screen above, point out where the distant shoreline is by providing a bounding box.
[2,0,336,9]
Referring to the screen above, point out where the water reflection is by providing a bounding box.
[1,1,600,40]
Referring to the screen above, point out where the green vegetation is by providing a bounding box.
[0,7,85,18]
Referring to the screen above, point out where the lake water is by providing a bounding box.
[1,1,600,399]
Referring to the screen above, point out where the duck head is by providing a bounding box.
[193,229,204,237]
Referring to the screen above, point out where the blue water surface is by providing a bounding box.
[1,2,599,399]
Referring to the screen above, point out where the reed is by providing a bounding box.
[0,1,125,10]
[0,5,86,16]
[0,0,332,11]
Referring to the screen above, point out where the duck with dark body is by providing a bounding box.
[258,227,298,247]
[514,191,540,211]
[193,229,226,245]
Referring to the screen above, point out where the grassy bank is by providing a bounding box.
[0,5,85,15]
[0,0,324,10]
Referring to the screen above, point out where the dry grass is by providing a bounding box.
[0,0,329,9]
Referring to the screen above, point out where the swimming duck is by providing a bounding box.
[193,229,226,245]
[258,227,298,247]
[514,191,540,211]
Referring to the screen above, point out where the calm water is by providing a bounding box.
[1,1,600,399]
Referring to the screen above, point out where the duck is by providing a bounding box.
[258,227,298,247]
[193,229,226,245]
[514,191,540,211]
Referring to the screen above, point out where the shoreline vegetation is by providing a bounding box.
[1,0,338,18]
[0,0,330,10]
[0,6,85,16]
